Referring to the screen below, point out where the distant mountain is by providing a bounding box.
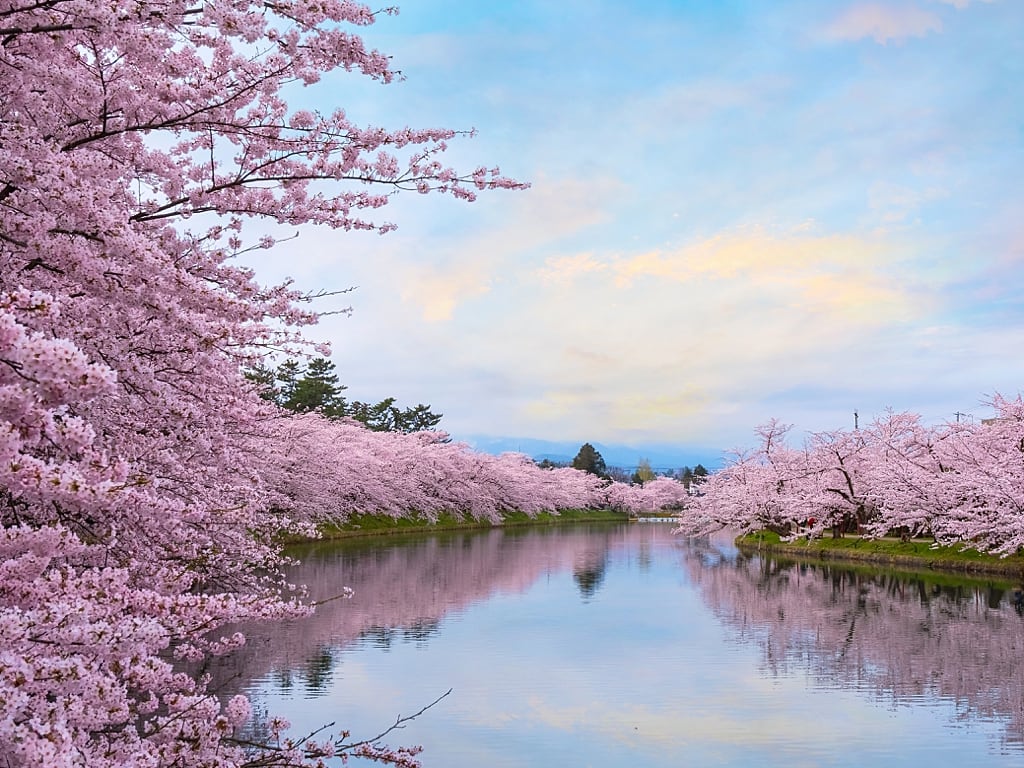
[460,435,723,473]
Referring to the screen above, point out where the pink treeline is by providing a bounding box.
[258,413,689,522]
[678,398,1024,555]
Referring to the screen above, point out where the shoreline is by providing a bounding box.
[736,532,1024,579]
[283,508,632,544]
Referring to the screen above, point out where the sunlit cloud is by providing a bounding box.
[487,226,938,443]
[932,0,994,8]
[535,252,609,286]
[823,4,944,44]
[394,173,623,322]
[539,227,922,323]
[400,261,494,323]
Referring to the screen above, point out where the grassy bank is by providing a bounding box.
[737,530,1024,578]
[284,508,630,543]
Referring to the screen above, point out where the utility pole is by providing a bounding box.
[854,410,859,430]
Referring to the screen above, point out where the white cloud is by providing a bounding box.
[867,181,949,225]
[932,0,994,8]
[824,4,943,44]
[390,173,622,323]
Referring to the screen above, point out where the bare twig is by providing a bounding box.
[335,688,453,752]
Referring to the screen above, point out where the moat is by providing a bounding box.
[224,523,1024,767]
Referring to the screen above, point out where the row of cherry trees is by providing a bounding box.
[259,413,691,522]
[677,396,1024,555]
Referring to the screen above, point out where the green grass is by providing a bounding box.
[283,508,630,543]
[737,530,1024,577]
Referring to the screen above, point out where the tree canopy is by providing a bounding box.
[571,443,608,477]
[677,399,1024,555]
[252,357,444,432]
[632,457,656,485]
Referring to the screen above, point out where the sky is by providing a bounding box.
[246,0,1024,467]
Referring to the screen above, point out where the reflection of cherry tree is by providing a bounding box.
[679,397,1024,554]
[686,543,1024,745]
[211,525,635,696]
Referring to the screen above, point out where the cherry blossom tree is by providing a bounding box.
[604,475,689,514]
[679,397,1024,557]
[857,409,953,541]
[1,1,523,765]
[917,396,1024,555]
[678,420,813,538]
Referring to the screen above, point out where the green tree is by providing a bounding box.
[678,466,694,489]
[275,359,303,407]
[571,443,607,477]
[397,403,444,433]
[244,364,279,402]
[283,357,348,417]
[348,397,444,434]
[631,457,656,485]
[252,358,443,432]
[348,397,399,432]
[693,463,709,482]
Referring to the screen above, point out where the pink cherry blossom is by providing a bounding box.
[0,1,529,765]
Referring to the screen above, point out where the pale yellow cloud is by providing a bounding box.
[522,388,713,438]
[535,252,609,286]
[607,390,714,433]
[402,262,494,322]
[824,3,943,44]
[539,227,916,326]
[396,173,623,322]
[932,0,993,8]
[503,227,931,442]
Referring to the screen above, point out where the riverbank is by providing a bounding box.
[285,508,631,543]
[737,531,1024,578]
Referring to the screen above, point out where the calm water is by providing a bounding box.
[227,523,1024,767]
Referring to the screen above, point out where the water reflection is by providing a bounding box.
[688,538,1024,747]
[572,548,608,600]
[222,524,1024,766]
[216,525,629,697]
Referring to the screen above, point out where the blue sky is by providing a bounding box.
[249,0,1024,464]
